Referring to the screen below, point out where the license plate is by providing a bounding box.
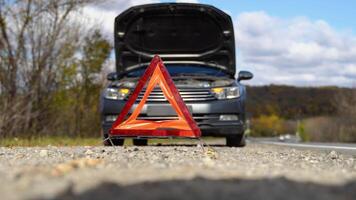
[147,105,192,116]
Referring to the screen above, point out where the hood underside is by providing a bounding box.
[114,3,236,76]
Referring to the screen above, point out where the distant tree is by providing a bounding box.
[337,86,356,117]
[0,0,110,137]
[73,30,112,136]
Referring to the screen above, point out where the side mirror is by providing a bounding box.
[107,72,118,81]
[238,71,253,81]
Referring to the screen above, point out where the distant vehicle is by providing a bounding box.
[279,134,291,141]
[100,3,253,146]
[279,134,299,143]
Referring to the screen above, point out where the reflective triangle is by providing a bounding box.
[109,55,201,138]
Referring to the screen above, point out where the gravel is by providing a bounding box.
[0,143,355,200]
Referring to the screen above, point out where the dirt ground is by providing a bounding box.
[0,143,355,200]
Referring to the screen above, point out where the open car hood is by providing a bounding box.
[114,3,236,76]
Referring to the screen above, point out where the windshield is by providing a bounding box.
[125,64,229,78]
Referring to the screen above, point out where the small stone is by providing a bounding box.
[202,157,215,167]
[133,147,139,151]
[39,150,48,157]
[309,160,319,164]
[51,158,103,176]
[52,163,74,176]
[128,153,136,158]
[181,147,188,152]
[205,147,218,160]
[327,151,338,160]
[346,158,354,166]
[85,149,94,155]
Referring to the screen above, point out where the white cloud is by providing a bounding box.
[80,1,356,87]
[235,12,356,86]
[81,0,159,40]
[82,0,199,38]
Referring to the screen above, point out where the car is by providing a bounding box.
[100,3,253,147]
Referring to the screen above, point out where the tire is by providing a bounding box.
[133,138,148,146]
[102,130,124,146]
[226,134,246,147]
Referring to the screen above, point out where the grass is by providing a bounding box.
[0,136,102,147]
[0,136,212,147]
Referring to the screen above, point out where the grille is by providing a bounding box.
[129,88,216,102]
[136,114,219,123]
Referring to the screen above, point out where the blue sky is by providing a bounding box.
[198,0,356,32]
[86,0,356,87]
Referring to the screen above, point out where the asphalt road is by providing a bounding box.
[250,138,356,155]
[0,142,355,200]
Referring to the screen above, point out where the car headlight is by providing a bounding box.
[104,88,130,100]
[211,87,240,99]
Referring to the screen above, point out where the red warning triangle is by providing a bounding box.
[109,55,201,138]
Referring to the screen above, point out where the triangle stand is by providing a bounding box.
[109,55,201,138]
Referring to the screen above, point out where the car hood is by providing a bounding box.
[114,3,236,76]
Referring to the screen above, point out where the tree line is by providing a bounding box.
[246,85,350,119]
[246,85,356,142]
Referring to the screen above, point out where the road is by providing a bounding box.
[0,142,355,200]
[250,137,356,155]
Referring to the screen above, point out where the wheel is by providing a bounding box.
[102,129,124,146]
[226,134,246,147]
[133,138,148,146]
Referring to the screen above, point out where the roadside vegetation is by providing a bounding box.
[247,85,356,143]
[0,0,111,140]
[0,136,101,147]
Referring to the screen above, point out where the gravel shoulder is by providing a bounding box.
[0,143,355,200]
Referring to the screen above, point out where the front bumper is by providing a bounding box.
[101,98,246,137]
[102,120,244,137]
